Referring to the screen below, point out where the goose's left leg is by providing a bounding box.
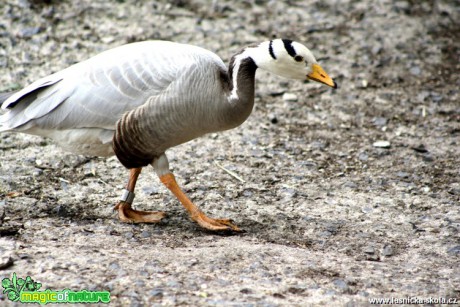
[152,154,242,232]
[114,167,166,223]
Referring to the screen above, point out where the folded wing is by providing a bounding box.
[0,41,179,133]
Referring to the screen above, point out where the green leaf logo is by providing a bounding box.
[2,273,42,302]
[1,278,12,289]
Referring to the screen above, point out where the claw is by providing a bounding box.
[192,211,242,232]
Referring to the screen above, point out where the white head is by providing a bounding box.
[246,39,337,88]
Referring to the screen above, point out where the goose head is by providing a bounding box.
[247,39,337,88]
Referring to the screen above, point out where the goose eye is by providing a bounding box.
[294,55,303,62]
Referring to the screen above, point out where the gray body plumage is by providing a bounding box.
[1,39,333,172]
[0,41,255,165]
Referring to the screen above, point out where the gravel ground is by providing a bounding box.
[0,0,459,305]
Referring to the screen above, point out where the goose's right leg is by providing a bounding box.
[114,167,166,223]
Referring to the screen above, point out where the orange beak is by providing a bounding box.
[307,64,337,88]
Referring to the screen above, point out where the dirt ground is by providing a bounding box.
[0,0,459,305]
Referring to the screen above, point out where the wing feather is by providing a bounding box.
[0,41,225,134]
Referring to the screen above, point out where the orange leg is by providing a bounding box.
[114,168,166,223]
[160,173,241,232]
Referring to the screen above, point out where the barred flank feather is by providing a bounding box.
[113,110,155,169]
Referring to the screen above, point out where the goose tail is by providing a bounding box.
[0,91,17,130]
[0,91,16,113]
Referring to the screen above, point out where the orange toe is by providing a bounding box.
[115,201,166,223]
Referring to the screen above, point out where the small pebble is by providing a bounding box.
[422,155,434,162]
[0,256,14,269]
[411,144,428,153]
[282,92,298,102]
[382,244,394,256]
[166,281,180,288]
[417,91,430,102]
[363,246,375,254]
[319,231,333,237]
[333,279,349,292]
[366,254,380,261]
[149,288,163,297]
[343,181,358,189]
[269,113,278,124]
[358,152,369,161]
[373,140,391,148]
[32,168,43,176]
[372,117,387,127]
[447,246,460,255]
[141,231,151,238]
[109,262,120,270]
[430,91,443,102]
[0,201,5,220]
[124,232,134,239]
[142,186,158,195]
[18,27,41,38]
[60,180,69,192]
[83,162,96,177]
[409,66,421,76]
[55,204,71,217]
[396,171,410,178]
[371,45,382,55]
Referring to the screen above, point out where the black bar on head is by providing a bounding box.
[282,39,297,57]
[268,40,276,60]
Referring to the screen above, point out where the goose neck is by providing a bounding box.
[227,51,258,105]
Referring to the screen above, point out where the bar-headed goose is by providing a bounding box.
[0,39,336,232]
